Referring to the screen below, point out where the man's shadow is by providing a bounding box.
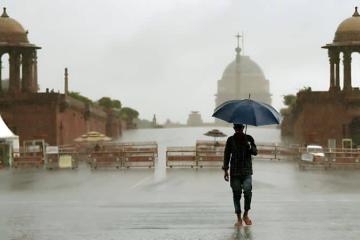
[231,226,253,240]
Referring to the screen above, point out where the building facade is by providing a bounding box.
[0,8,121,145]
[282,7,360,147]
[187,111,203,126]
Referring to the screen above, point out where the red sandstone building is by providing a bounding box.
[0,8,121,145]
[282,7,360,147]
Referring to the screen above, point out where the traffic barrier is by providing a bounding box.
[89,141,158,169]
[13,156,43,168]
[59,146,79,169]
[196,140,224,168]
[166,141,301,168]
[44,146,79,169]
[91,152,122,169]
[166,147,196,168]
[118,141,157,168]
[123,151,155,168]
[299,148,360,170]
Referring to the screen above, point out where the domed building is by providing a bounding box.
[187,111,203,126]
[215,39,271,109]
[322,6,360,91]
[0,8,30,43]
[0,8,122,147]
[0,7,40,93]
[282,7,360,147]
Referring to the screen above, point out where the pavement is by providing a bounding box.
[0,160,359,240]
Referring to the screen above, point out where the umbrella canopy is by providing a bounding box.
[212,99,281,126]
[204,129,227,138]
[74,131,112,143]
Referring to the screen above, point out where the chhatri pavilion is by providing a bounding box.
[282,7,360,147]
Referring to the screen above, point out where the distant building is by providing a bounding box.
[215,35,271,112]
[0,8,121,145]
[163,119,185,128]
[187,111,203,126]
[152,114,157,128]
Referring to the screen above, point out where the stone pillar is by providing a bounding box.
[21,51,32,93]
[9,50,21,94]
[335,53,340,90]
[64,68,68,95]
[30,50,38,92]
[329,50,335,90]
[343,51,352,91]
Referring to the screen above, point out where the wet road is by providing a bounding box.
[1,160,360,240]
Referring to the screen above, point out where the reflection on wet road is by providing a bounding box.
[1,160,360,240]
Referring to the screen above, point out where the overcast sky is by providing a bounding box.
[2,0,360,123]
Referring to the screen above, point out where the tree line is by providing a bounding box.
[68,92,139,127]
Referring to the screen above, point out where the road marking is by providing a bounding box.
[130,176,153,189]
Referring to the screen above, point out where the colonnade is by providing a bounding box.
[329,49,354,91]
[0,48,38,94]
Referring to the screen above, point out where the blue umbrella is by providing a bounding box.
[212,99,281,126]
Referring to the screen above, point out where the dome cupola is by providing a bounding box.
[215,35,271,111]
[322,7,360,92]
[334,7,360,42]
[0,7,29,44]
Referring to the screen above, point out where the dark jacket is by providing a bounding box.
[222,132,257,176]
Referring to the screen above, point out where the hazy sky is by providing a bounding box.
[3,0,359,123]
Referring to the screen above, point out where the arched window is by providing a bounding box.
[0,53,10,93]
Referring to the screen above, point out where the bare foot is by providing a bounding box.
[242,215,252,225]
[234,220,242,227]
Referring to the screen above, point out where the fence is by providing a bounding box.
[166,141,302,168]
[12,147,44,168]
[90,141,158,169]
[299,148,360,170]
[45,146,79,169]
[8,140,360,170]
[196,140,224,168]
[256,144,301,160]
[166,147,197,168]
[166,141,301,168]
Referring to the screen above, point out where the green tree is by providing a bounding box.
[98,97,122,109]
[298,86,312,93]
[68,91,93,105]
[281,94,297,117]
[283,94,296,107]
[111,99,121,109]
[120,107,139,120]
[98,97,112,109]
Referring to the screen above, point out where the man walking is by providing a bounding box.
[222,123,257,226]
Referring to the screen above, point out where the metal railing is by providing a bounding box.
[90,141,158,169]
[166,141,302,168]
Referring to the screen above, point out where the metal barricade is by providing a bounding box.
[89,141,158,169]
[57,146,79,169]
[255,144,277,160]
[166,147,197,168]
[13,155,43,168]
[298,148,360,170]
[123,151,155,168]
[121,141,157,168]
[90,151,122,169]
[196,140,224,168]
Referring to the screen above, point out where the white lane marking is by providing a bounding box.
[130,176,153,189]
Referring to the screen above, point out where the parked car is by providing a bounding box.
[301,144,325,162]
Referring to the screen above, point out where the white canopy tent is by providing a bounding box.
[0,115,19,166]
